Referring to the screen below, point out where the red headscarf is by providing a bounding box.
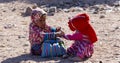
[68,13,97,43]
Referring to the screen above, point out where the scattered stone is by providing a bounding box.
[48,6,57,16]
[32,4,38,9]
[115,27,119,30]
[47,12,55,16]
[111,27,119,32]
[7,39,10,41]
[93,11,99,14]
[104,34,108,36]
[57,8,63,12]
[18,35,26,39]
[23,44,29,47]
[113,1,120,7]
[0,45,5,47]
[113,45,120,48]
[49,6,57,13]
[104,7,113,13]
[89,6,99,14]
[69,7,83,12]
[63,9,69,13]
[99,61,102,63]
[100,15,105,19]
[12,8,16,12]
[114,53,120,55]
[24,7,32,16]
[3,10,6,12]
[4,24,14,29]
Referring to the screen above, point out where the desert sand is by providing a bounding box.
[0,0,120,63]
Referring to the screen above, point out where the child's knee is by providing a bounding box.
[31,44,42,55]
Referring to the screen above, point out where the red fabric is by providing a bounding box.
[68,13,97,43]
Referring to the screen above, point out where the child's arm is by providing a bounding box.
[40,32,56,40]
[40,27,59,40]
[63,32,83,40]
[29,24,43,44]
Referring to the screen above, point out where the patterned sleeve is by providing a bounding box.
[41,27,57,40]
[63,32,83,40]
[29,23,43,45]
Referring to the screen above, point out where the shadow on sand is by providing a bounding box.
[1,54,83,63]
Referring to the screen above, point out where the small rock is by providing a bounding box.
[48,6,57,16]
[100,15,105,19]
[4,24,14,29]
[32,4,37,9]
[115,27,119,30]
[63,9,69,13]
[69,7,83,12]
[91,21,94,23]
[99,61,102,63]
[0,45,5,47]
[3,10,6,12]
[114,53,120,55]
[12,8,16,12]
[49,6,57,13]
[23,44,29,47]
[18,35,26,39]
[104,34,108,36]
[57,8,63,12]
[113,45,120,48]
[113,1,120,7]
[7,39,10,41]
[93,11,99,14]
[24,7,32,16]
[89,6,99,14]
[47,12,55,16]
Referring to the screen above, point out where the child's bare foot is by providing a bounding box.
[62,54,69,59]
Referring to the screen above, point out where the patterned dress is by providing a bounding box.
[64,31,94,59]
[29,23,57,55]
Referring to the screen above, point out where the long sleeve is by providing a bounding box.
[42,27,59,40]
[63,32,83,40]
[41,32,56,40]
[29,23,43,45]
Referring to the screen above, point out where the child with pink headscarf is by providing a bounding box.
[29,7,65,57]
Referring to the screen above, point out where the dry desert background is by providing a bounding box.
[0,0,120,63]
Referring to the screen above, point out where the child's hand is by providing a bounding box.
[56,27,61,32]
[60,30,65,36]
[56,30,65,37]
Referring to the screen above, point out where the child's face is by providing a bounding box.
[34,15,46,28]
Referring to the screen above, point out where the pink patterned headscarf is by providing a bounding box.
[31,7,47,23]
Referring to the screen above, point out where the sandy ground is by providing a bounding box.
[0,1,120,63]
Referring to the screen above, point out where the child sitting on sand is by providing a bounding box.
[62,13,98,61]
[29,7,66,57]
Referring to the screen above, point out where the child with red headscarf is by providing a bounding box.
[62,13,98,61]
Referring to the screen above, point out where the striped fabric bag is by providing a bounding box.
[41,39,66,57]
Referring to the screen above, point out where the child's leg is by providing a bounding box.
[64,40,94,61]
[31,44,42,55]
[77,41,94,59]
[84,43,94,58]
[67,43,78,56]
[62,43,78,59]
